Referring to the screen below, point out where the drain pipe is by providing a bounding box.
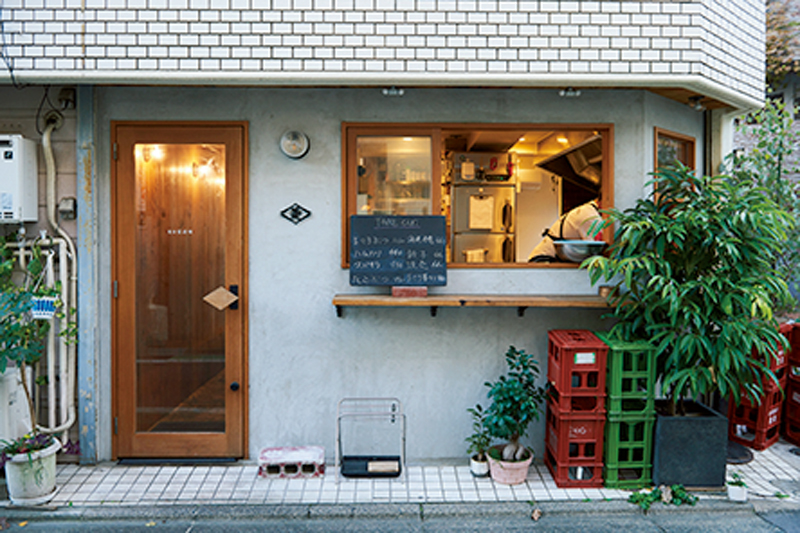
[39,114,78,436]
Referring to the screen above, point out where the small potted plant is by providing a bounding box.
[465,405,491,477]
[476,346,546,485]
[1,432,61,505]
[727,472,748,502]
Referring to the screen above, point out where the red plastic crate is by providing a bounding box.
[548,330,608,396]
[546,396,605,462]
[547,385,606,415]
[784,380,800,424]
[789,323,800,365]
[544,445,604,488]
[789,362,800,386]
[728,385,783,451]
[783,417,800,446]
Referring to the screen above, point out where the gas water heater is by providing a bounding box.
[0,134,38,223]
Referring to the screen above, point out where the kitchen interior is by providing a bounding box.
[354,127,604,264]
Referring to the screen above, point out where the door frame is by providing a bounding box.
[110,121,249,459]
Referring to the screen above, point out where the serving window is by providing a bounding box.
[342,123,613,267]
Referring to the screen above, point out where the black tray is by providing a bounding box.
[341,455,402,478]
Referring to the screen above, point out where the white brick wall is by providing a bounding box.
[0,0,765,106]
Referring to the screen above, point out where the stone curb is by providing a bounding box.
[0,498,779,523]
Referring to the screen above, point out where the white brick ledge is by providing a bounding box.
[0,70,764,110]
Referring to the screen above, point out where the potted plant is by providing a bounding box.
[1,432,61,505]
[475,346,546,485]
[465,405,491,477]
[585,164,792,488]
[727,472,748,502]
[0,241,66,504]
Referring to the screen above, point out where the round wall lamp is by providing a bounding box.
[279,131,310,159]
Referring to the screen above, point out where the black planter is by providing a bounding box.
[652,400,728,488]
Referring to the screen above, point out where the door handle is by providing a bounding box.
[230,381,240,391]
[202,285,239,311]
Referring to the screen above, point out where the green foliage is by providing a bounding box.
[465,404,492,461]
[0,238,76,436]
[729,97,800,315]
[584,165,792,406]
[728,472,747,487]
[0,245,51,374]
[480,346,546,456]
[628,485,697,513]
[767,0,800,87]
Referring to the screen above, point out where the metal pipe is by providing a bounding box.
[45,249,56,431]
[41,122,78,436]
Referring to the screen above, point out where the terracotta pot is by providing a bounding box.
[487,445,533,485]
[4,439,61,506]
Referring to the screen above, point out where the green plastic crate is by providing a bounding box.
[604,413,655,489]
[595,332,656,401]
[606,395,655,417]
[604,465,653,489]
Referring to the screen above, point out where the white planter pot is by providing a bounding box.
[727,484,748,503]
[4,439,61,506]
[470,456,489,478]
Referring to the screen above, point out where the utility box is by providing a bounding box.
[0,135,38,223]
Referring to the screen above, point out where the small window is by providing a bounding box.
[342,124,613,267]
[655,128,696,171]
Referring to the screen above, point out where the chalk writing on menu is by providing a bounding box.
[350,215,447,286]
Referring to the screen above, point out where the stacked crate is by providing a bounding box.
[728,323,791,451]
[544,330,608,488]
[784,324,800,446]
[595,332,656,490]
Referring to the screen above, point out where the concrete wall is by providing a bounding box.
[92,86,704,462]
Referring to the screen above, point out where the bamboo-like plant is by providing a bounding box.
[584,165,793,410]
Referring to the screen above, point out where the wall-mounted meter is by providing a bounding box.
[0,135,38,223]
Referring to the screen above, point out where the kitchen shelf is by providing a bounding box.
[332,293,609,317]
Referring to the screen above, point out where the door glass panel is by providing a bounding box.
[134,143,226,433]
[356,136,432,216]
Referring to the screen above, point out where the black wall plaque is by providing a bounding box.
[350,215,447,287]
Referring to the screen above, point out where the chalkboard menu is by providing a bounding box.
[350,215,447,287]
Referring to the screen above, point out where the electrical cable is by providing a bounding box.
[35,86,59,135]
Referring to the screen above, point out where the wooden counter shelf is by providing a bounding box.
[332,294,609,318]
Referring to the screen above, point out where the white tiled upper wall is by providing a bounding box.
[1,0,765,106]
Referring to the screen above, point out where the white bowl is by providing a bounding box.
[553,240,606,262]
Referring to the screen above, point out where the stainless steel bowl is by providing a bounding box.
[553,240,606,262]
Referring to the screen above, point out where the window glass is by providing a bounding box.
[356,136,432,216]
[655,128,695,170]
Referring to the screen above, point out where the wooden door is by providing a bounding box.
[112,122,248,458]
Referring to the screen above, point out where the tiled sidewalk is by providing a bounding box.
[14,439,800,508]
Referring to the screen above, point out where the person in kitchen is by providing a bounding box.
[527,197,604,263]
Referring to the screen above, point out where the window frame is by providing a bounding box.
[341,122,614,268]
[654,127,696,171]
